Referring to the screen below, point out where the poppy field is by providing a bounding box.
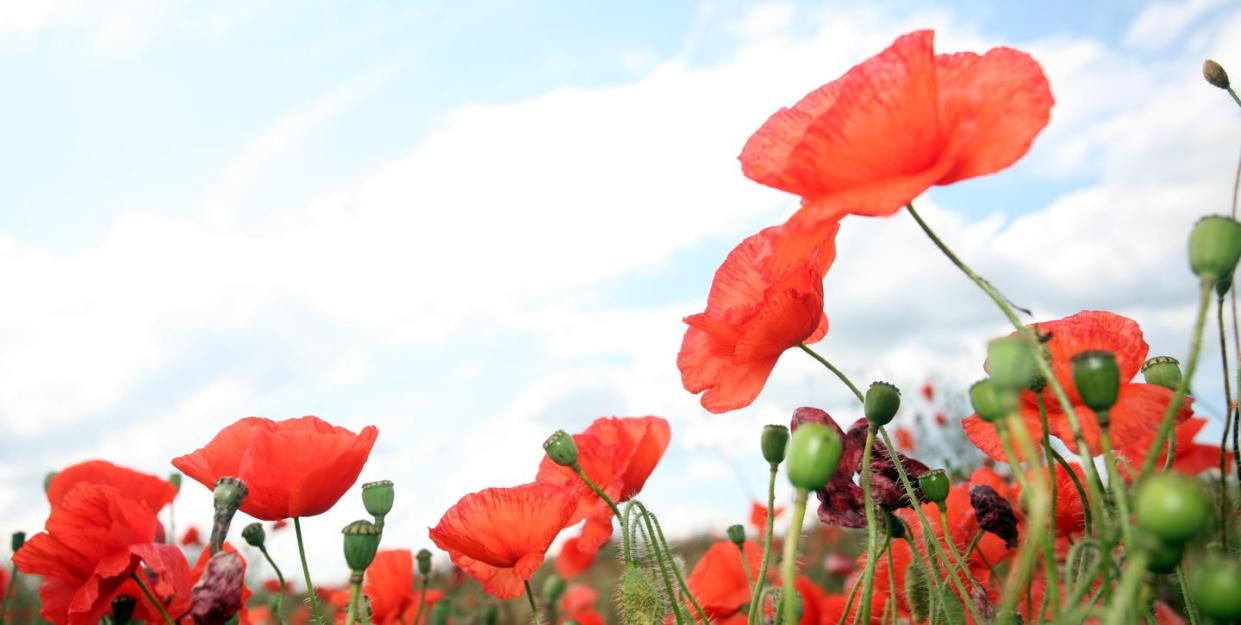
[6,27,1241,625]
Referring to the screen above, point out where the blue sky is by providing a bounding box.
[2,0,1240,582]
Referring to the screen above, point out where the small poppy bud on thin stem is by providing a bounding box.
[111,595,136,625]
[987,337,1037,394]
[918,469,950,506]
[1140,532,1184,574]
[210,477,248,555]
[416,548,432,576]
[969,379,1007,423]
[726,524,746,547]
[1071,350,1121,415]
[342,520,381,572]
[241,523,265,549]
[785,422,843,491]
[169,473,182,493]
[541,574,566,603]
[1189,215,1241,282]
[864,381,901,426]
[1142,356,1182,390]
[1204,60,1230,90]
[542,430,579,467]
[761,424,789,465]
[11,531,25,552]
[361,480,394,529]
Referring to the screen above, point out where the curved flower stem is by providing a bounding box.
[294,517,326,625]
[1102,551,1148,625]
[411,575,429,625]
[994,415,1049,625]
[1035,397,1061,619]
[780,489,810,625]
[631,503,689,624]
[1097,419,1133,551]
[798,344,864,403]
[1177,566,1201,625]
[571,464,630,564]
[259,546,289,625]
[739,545,756,588]
[644,507,709,624]
[857,427,880,625]
[748,464,779,625]
[833,569,864,625]
[131,573,177,625]
[1139,281,1213,480]
[524,580,543,625]
[1217,294,1233,550]
[883,535,897,625]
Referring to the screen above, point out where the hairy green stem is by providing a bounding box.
[644,506,709,624]
[749,464,779,625]
[294,518,326,625]
[857,428,880,625]
[1102,552,1148,625]
[1218,294,1233,550]
[633,505,687,624]
[412,575,429,625]
[524,580,543,625]
[345,575,362,625]
[995,414,1049,625]
[798,344,864,403]
[1178,566,1200,625]
[260,546,288,625]
[1098,419,1133,552]
[572,464,630,565]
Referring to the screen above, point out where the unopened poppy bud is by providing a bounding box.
[1136,472,1210,544]
[11,531,25,552]
[43,471,57,493]
[169,472,182,493]
[761,424,790,465]
[111,595,136,625]
[543,430,579,467]
[617,565,665,623]
[542,574,566,602]
[1193,555,1241,621]
[726,524,746,547]
[987,337,1037,393]
[241,523,265,548]
[1218,272,1234,297]
[190,551,245,625]
[969,379,1007,423]
[1204,59,1230,89]
[342,520,381,572]
[1189,215,1241,282]
[1071,350,1120,415]
[416,548,432,576]
[864,381,901,426]
[429,600,452,625]
[1141,533,1184,574]
[361,480,394,520]
[905,556,931,623]
[918,470,950,505]
[1142,356,1182,390]
[785,422,843,491]
[970,485,1019,549]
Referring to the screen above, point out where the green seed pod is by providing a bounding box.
[1142,356,1182,390]
[1135,473,1211,544]
[241,523,265,549]
[1189,215,1241,282]
[761,424,790,465]
[615,565,665,625]
[726,524,746,547]
[1193,555,1241,621]
[341,520,381,572]
[361,480,395,519]
[543,430,579,467]
[918,469,950,505]
[864,381,901,426]
[542,574,567,603]
[905,555,931,623]
[416,548,432,576]
[1217,272,1233,297]
[1204,59,1231,90]
[11,531,25,552]
[987,337,1037,394]
[213,477,249,515]
[785,422,843,491]
[169,473,182,493]
[1070,350,1120,414]
[111,595,137,625]
[1141,533,1184,575]
[969,379,1007,423]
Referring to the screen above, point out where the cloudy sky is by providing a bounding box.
[2,0,1240,585]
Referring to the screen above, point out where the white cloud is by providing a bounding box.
[1125,0,1230,49]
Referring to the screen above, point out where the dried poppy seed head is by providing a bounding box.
[190,551,245,625]
[970,484,1019,549]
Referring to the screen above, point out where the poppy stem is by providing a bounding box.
[779,488,809,625]
[344,574,362,625]
[883,534,897,625]
[1217,293,1232,551]
[737,543,756,590]
[831,565,863,625]
[1097,420,1133,552]
[570,464,630,563]
[524,580,543,625]
[131,573,177,625]
[1139,280,1213,480]
[411,575,428,625]
[632,505,685,624]
[748,464,779,625]
[855,426,880,625]
[1036,400,1061,619]
[1038,395,1094,536]
[259,546,289,625]
[293,517,326,625]
[994,414,1050,625]
[797,344,864,403]
[1101,551,1148,625]
[1177,565,1201,625]
[645,510,709,624]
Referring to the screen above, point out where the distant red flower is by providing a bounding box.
[262,579,282,594]
[894,427,916,452]
[963,311,1193,460]
[824,551,854,577]
[686,540,765,622]
[934,412,948,427]
[749,501,784,538]
[14,483,177,625]
[46,460,176,514]
[172,416,378,520]
[364,550,416,625]
[553,537,596,580]
[1117,417,1230,478]
[271,519,289,531]
[793,576,831,625]
[559,584,604,625]
[921,382,935,402]
[430,483,574,599]
[122,542,251,625]
[678,220,840,413]
[180,527,203,548]
[739,29,1052,235]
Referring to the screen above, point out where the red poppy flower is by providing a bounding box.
[363,550,416,625]
[271,519,289,531]
[739,29,1052,234]
[686,540,764,622]
[14,483,173,625]
[934,412,948,427]
[921,383,935,402]
[678,220,840,413]
[429,483,574,599]
[172,416,379,520]
[894,427,916,452]
[559,584,604,625]
[46,460,177,515]
[963,311,1193,460]
[180,527,203,548]
[1117,417,1230,478]
[749,501,785,538]
[553,537,596,580]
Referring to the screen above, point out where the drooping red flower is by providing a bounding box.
[963,311,1193,460]
[180,527,203,548]
[429,483,574,599]
[14,483,175,625]
[172,416,378,520]
[685,540,765,623]
[749,501,784,538]
[678,220,840,413]
[1117,417,1230,478]
[559,584,604,625]
[363,550,416,625]
[46,460,177,515]
[739,29,1052,234]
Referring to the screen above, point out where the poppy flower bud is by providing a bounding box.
[241,523,265,548]
[1142,356,1182,390]
[785,422,843,491]
[169,472,182,493]
[111,595,136,625]
[1189,215,1241,282]
[617,565,665,624]
[361,480,394,521]
[1204,59,1230,90]
[43,471,57,493]
[905,556,931,623]
[969,379,1007,423]
[1217,272,1233,297]
[342,520,381,572]
[1193,555,1241,622]
[543,430,579,467]
[918,469,950,505]
[1140,533,1184,575]
[1136,472,1210,544]
[970,485,1019,549]
[416,548,432,576]
[542,574,566,602]
[726,524,746,547]
[987,337,1037,394]
[864,381,901,426]
[429,600,452,625]
[11,531,25,552]
[1070,350,1121,415]
[761,424,790,465]
[190,551,245,625]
